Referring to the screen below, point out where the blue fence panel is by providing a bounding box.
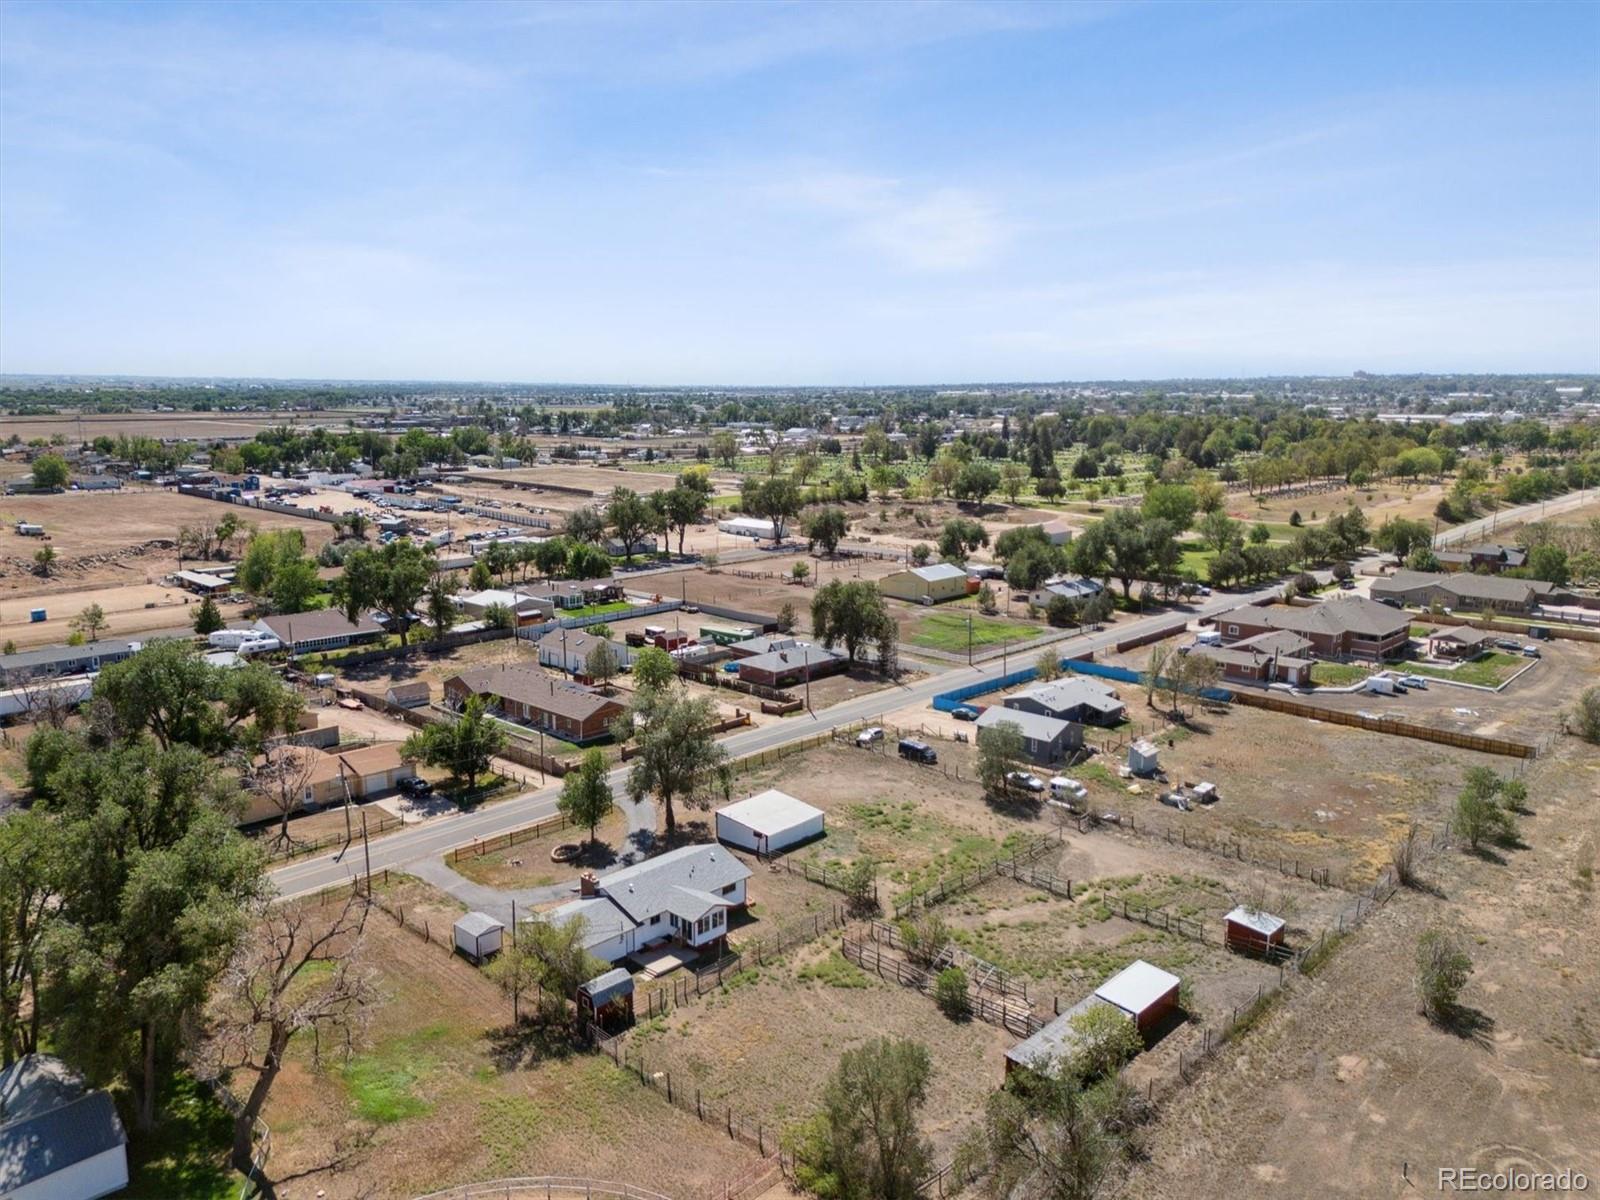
[1060,659,1232,703]
[1059,660,1142,685]
[931,665,1040,712]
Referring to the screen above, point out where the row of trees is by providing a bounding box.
[4,640,318,1155]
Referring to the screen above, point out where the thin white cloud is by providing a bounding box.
[768,169,1009,272]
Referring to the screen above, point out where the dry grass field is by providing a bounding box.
[1125,733,1600,1200]
[249,879,766,1200]
[3,409,366,441]
[626,941,1017,1159]
[1229,481,1452,527]
[724,741,1046,902]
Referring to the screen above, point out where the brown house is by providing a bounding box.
[1424,627,1497,659]
[443,665,624,744]
[1217,597,1409,662]
[735,644,847,688]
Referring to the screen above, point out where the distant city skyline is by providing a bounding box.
[2,0,1597,384]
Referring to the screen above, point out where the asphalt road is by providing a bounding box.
[268,580,1296,899]
[1432,487,1598,548]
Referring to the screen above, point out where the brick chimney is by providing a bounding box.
[579,871,599,898]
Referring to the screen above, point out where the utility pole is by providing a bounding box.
[361,809,372,897]
[968,614,973,665]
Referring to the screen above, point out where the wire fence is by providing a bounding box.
[633,905,851,1021]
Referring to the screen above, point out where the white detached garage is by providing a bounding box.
[716,790,825,855]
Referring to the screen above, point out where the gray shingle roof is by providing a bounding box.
[0,1055,127,1192]
[542,897,639,949]
[1224,596,1409,639]
[596,844,751,926]
[259,609,383,645]
[1006,678,1123,718]
[0,640,139,675]
[737,645,844,675]
[976,706,1072,743]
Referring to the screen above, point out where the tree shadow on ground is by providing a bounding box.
[1429,1003,1496,1049]
[486,1018,582,1071]
[983,789,1045,822]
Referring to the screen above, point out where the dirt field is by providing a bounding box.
[1291,637,1600,743]
[1232,482,1451,528]
[1031,702,1520,887]
[2,409,367,442]
[1125,733,1600,1200]
[251,881,765,1200]
[626,940,1017,1157]
[0,489,336,627]
[477,464,685,497]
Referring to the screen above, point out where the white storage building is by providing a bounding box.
[717,516,779,541]
[453,912,504,964]
[716,789,825,854]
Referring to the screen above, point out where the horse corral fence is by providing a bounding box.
[840,936,1043,1038]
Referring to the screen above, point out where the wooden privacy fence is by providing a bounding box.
[841,935,1044,1038]
[1417,609,1600,642]
[1227,689,1538,759]
[621,713,751,759]
[1116,622,1188,654]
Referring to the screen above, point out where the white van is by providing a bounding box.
[1049,776,1088,802]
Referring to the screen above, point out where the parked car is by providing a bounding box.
[1338,578,1356,589]
[1049,776,1087,802]
[1495,638,1522,651]
[1005,771,1045,793]
[898,738,937,764]
[951,706,980,721]
[398,776,434,799]
[856,726,885,747]
[1399,675,1429,689]
[1522,645,1541,658]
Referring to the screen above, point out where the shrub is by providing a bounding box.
[1068,1004,1143,1080]
[1571,686,1600,744]
[898,911,949,968]
[934,967,970,1019]
[1416,929,1472,1023]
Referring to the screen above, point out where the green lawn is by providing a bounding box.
[1310,661,1374,687]
[908,611,1039,652]
[1179,546,1217,576]
[123,1074,244,1200]
[1404,652,1526,688]
[558,599,634,619]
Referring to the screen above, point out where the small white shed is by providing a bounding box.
[1128,739,1161,775]
[453,911,504,964]
[716,789,825,855]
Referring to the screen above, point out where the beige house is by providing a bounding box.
[243,742,415,824]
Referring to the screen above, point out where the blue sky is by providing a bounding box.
[1,0,1596,384]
